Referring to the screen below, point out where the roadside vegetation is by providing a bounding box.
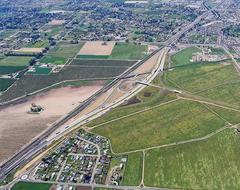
[88,79,177,128]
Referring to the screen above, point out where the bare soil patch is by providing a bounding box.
[119,80,136,92]
[76,186,91,190]
[134,51,160,74]
[47,19,65,26]
[121,96,141,106]
[0,85,102,164]
[144,92,152,97]
[14,48,44,53]
[148,45,158,54]
[78,41,116,55]
[221,62,232,66]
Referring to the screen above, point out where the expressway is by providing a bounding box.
[0,49,162,181]
[164,0,224,46]
[203,1,221,19]
[0,1,220,184]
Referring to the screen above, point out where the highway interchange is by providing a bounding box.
[0,1,225,189]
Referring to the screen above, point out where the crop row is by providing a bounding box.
[0,66,126,102]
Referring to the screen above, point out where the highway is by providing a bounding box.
[0,47,169,190]
[12,179,173,190]
[0,1,220,184]
[203,1,221,19]
[0,49,161,181]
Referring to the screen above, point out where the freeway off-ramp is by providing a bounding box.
[0,48,170,190]
[0,48,165,182]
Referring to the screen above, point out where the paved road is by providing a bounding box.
[0,49,162,182]
[222,45,240,72]
[0,48,171,190]
[1,179,173,190]
[0,0,222,185]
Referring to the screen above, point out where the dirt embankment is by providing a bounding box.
[0,85,103,164]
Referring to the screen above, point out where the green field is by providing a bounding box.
[77,42,148,60]
[0,78,16,91]
[171,46,201,67]
[0,66,26,75]
[11,181,52,190]
[206,104,240,124]
[0,65,126,102]
[163,61,240,107]
[0,56,33,66]
[163,62,239,93]
[76,55,110,59]
[42,25,63,38]
[40,42,83,65]
[122,152,143,186]
[85,46,240,188]
[209,47,226,55]
[108,42,148,60]
[88,83,177,128]
[70,59,136,67]
[92,99,227,153]
[145,129,240,189]
[198,82,240,107]
[27,66,52,75]
[0,29,18,39]
[26,40,49,48]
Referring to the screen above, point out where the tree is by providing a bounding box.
[29,58,36,66]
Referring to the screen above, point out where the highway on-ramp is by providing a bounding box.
[0,1,221,183]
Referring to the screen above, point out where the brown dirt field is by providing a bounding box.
[0,85,103,164]
[14,48,44,53]
[76,186,91,190]
[134,51,160,74]
[47,19,65,26]
[148,45,158,54]
[104,88,126,105]
[118,80,136,92]
[78,41,116,56]
[72,87,115,119]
